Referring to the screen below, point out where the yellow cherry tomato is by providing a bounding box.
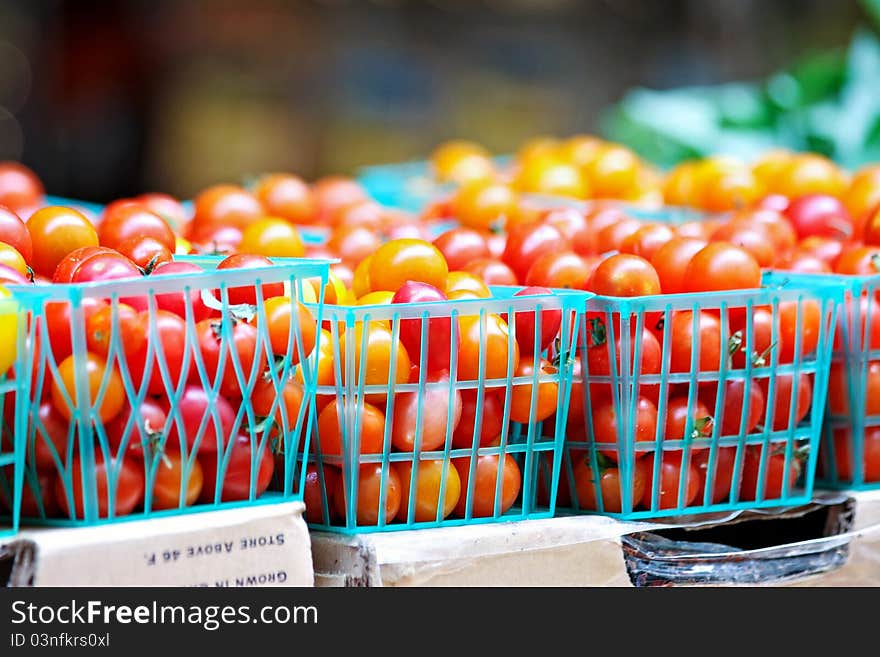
[239,217,305,258]
[0,242,27,276]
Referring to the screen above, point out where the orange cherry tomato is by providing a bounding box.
[239,218,305,258]
[458,313,519,381]
[509,357,558,423]
[453,454,521,518]
[150,452,204,510]
[259,295,316,365]
[51,352,125,422]
[317,399,386,457]
[26,206,99,277]
[253,173,316,225]
[368,238,448,293]
[395,459,462,522]
[333,463,401,526]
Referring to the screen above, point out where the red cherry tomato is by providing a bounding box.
[327,225,382,268]
[619,223,676,261]
[452,389,505,448]
[502,221,569,282]
[692,446,738,504]
[162,385,237,455]
[43,297,108,363]
[508,286,562,356]
[591,396,658,462]
[0,204,33,262]
[650,237,707,295]
[301,464,340,523]
[835,245,880,276]
[30,401,70,473]
[86,303,147,358]
[641,451,700,510]
[785,194,853,240]
[392,281,458,372]
[136,192,190,235]
[191,318,264,399]
[149,261,215,322]
[69,251,142,285]
[571,457,649,513]
[759,374,812,431]
[98,203,176,252]
[831,427,880,483]
[684,242,761,293]
[0,162,44,212]
[594,216,641,254]
[191,184,263,233]
[588,254,661,297]
[26,206,99,277]
[217,253,285,305]
[701,378,766,436]
[391,371,462,452]
[104,399,168,457]
[432,227,491,271]
[710,221,776,267]
[668,310,722,372]
[127,310,188,396]
[55,452,145,519]
[254,173,317,225]
[463,258,518,286]
[739,445,801,500]
[199,434,275,503]
[116,236,174,270]
[543,207,594,256]
[525,251,591,289]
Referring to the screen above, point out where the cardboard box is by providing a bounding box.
[311,491,880,587]
[1,502,314,587]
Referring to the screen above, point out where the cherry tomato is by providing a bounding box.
[738,208,798,253]
[502,222,569,282]
[26,206,99,277]
[368,238,448,293]
[835,245,880,276]
[1,468,58,518]
[392,282,458,372]
[116,236,173,270]
[0,205,32,262]
[784,193,852,241]
[828,361,880,416]
[104,399,168,457]
[525,251,591,289]
[301,464,340,523]
[453,453,521,518]
[835,295,880,352]
[0,162,44,212]
[664,396,713,440]
[250,376,305,437]
[55,452,145,519]
[572,456,649,513]
[0,262,28,286]
[701,379,766,436]
[782,251,832,274]
[69,251,142,286]
[458,313,519,381]
[778,299,821,362]
[238,218,305,258]
[0,242,26,275]
[317,399,386,457]
[254,173,316,224]
[619,223,676,261]
[676,220,718,241]
[509,357,558,423]
[162,385,236,455]
[693,446,738,504]
[452,389,505,448]
[150,452,204,510]
[710,221,776,267]
[650,237,707,295]
[189,223,243,252]
[191,184,263,233]
[333,462,401,525]
[684,242,761,293]
[332,200,386,231]
[446,271,491,299]
[215,253,285,306]
[585,325,662,402]
[136,192,189,235]
[191,317,264,398]
[51,352,125,423]
[199,434,274,503]
[592,396,657,461]
[395,459,462,522]
[695,157,760,211]
[515,155,588,198]
[543,207,594,256]
[327,225,382,268]
[588,254,661,296]
[312,177,368,223]
[594,216,641,255]
[150,261,215,322]
[51,245,115,283]
[739,445,801,500]
[432,227,491,270]
[43,296,107,362]
[259,295,316,366]
[431,140,494,184]
[831,427,880,483]
[128,310,187,396]
[392,371,461,452]
[463,258,518,286]
[30,401,70,472]
[339,322,411,400]
[641,451,700,510]
[759,374,812,431]
[86,303,146,358]
[508,286,562,356]
[585,144,640,198]
[98,204,176,252]
[669,311,722,372]
[451,180,518,231]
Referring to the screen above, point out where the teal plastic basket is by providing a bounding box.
[554,272,843,520]
[0,255,330,527]
[302,286,589,534]
[790,270,880,491]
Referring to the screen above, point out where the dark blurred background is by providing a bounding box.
[0,0,867,201]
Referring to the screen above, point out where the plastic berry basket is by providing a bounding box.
[793,270,880,491]
[0,292,29,537]
[0,254,330,527]
[302,286,589,534]
[554,271,843,520]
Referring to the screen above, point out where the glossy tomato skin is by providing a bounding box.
[162,385,237,455]
[432,227,491,271]
[571,457,649,513]
[149,453,204,510]
[217,254,285,305]
[150,261,215,322]
[301,464,341,523]
[502,222,569,282]
[452,389,505,448]
[452,453,521,518]
[69,252,143,289]
[26,206,99,277]
[127,310,187,396]
[199,434,275,503]
[740,446,801,500]
[458,314,519,381]
[43,296,108,362]
[759,373,812,431]
[0,205,33,262]
[30,401,70,472]
[116,236,173,270]
[835,245,880,276]
[54,452,145,519]
[394,459,462,523]
[0,162,44,212]
[51,246,116,283]
[509,286,562,356]
[0,262,28,286]
[191,184,263,233]
[650,237,707,294]
[313,177,368,223]
[98,204,176,252]
[641,451,700,510]
[136,192,190,235]
[619,223,676,261]
[543,207,594,256]
[463,258,518,286]
[317,399,386,457]
[104,399,168,457]
[525,251,591,289]
[684,242,761,293]
[239,218,306,258]
[392,282,458,373]
[588,254,661,297]
[191,318,264,399]
[785,194,853,240]
[591,396,658,462]
[693,446,738,504]
[668,311,722,373]
[369,239,449,293]
[254,173,316,224]
[327,225,382,268]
